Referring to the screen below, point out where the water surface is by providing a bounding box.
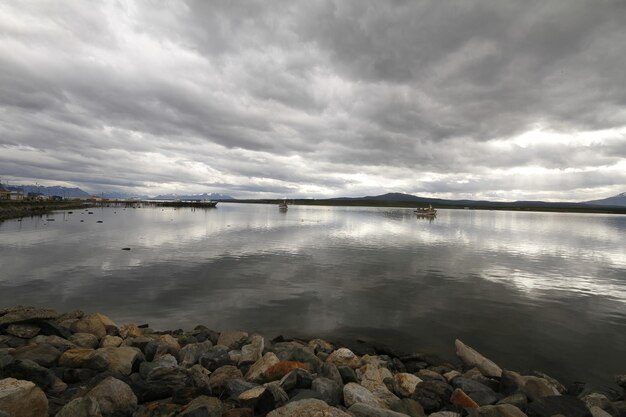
[1,203,625,385]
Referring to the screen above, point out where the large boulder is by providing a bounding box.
[0,377,48,417]
[473,404,529,417]
[267,398,350,417]
[240,335,264,363]
[9,343,61,367]
[70,315,107,339]
[179,395,223,417]
[178,340,214,367]
[455,340,502,378]
[55,397,103,417]
[86,347,143,375]
[312,376,342,406]
[343,382,384,408]
[217,331,248,350]
[526,395,592,417]
[349,402,413,417]
[245,352,280,382]
[6,324,40,339]
[85,376,137,416]
[58,348,95,368]
[326,348,361,368]
[1,358,66,394]
[209,365,243,393]
[0,306,59,325]
[70,333,100,349]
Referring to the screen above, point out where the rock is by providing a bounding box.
[349,402,412,417]
[525,395,592,417]
[225,378,257,400]
[265,361,308,382]
[497,392,528,409]
[390,398,426,417]
[454,339,502,378]
[58,348,95,367]
[416,369,446,382]
[1,358,66,394]
[267,398,350,417]
[255,383,289,414]
[70,333,100,349]
[357,360,400,408]
[92,313,118,334]
[217,331,248,350]
[395,373,422,397]
[6,324,40,339]
[209,365,243,393]
[157,334,180,350]
[338,365,359,384]
[119,324,142,339]
[30,335,76,351]
[132,402,180,417]
[122,337,153,351]
[288,388,322,402]
[10,343,61,367]
[179,395,223,417]
[139,354,178,380]
[178,341,215,367]
[188,364,212,392]
[444,370,462,381]
[524,376,559,401]
[71,315,107,339]
[85,376,138,417]
[240,335,264,363]
[279,368,314,391]
[55,397,102,417]
[312,377,342,405]
[100,335,123,348]
[616,375,626,389]
[588,406,613,417]
[0,377,48,417]
[326,348,360,368]
[320,362,344,388]
[472,404,529,417]
[429,413,461,417]
[0,306,59,325]
[450,387,480,410]
[245,352,280,382]
[308,339,335,354]
[451,377,498,405]
[192,325,219,345]
[86,346,143,375]
[223,409,253,417]
[62,367,98,383]
[343,382,383,408]
[238,385,267,408]
[411,380,453,413]
[198,346,232,372]
[0,336,26,349]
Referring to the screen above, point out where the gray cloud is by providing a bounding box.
[1,0,625,199]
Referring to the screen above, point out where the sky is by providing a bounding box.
[1,1,625,201]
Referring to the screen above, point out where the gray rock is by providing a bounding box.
[343,382,382,408]
[178,340,214,367]
[85,376,138,417]
[267,398,350,417]
[217,331,248,350]
[179,395,223,417]
[338,365,359,384]
[279,368,314,391]
[55,397,102,417]
[209,365,243,393]
[6,324,40,339]
[497,391,528,409]
[320,363,344,388]
[29,335,76,351]
[312,377,342,406]
[526,395,592,417]
[287,388,322,402]
[86,346,143,375]
[256,383,289,414]
[451,377,498,405]
[390,398,426,417]
[240,335,264,363]
[411,380,453,413]
[143,340,176,361]
[473,404,529,417]
[9,343,61,367]
[198,345,231,371]
[62,368,98,383]
[70,333,100,349]
[349,402,411,417]
[139,354,178,380]
[0,306,59,325]
[225,378,257,400]
[1,359,66,394]
[0,377,49,417]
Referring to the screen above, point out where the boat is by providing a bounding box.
[278,200,288,210]
[414,204,437,216]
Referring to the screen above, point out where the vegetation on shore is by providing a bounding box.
[0,201,94,222]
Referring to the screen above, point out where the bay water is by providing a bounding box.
[1,203,624,386]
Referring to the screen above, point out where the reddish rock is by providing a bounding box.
[265,361,308,381]
[450,388,480,410]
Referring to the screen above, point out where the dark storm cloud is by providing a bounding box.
[0,0,625,199]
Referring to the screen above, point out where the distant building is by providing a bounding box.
[9,190,24,200]
[51,195,63,201]
[0,185,10,200]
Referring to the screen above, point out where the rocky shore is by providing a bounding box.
[1,306,624,417]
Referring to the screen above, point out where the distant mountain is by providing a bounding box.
[586,192,626,207]
[7,185,89,198]
[151,192,234,201]
[101,191,150,200]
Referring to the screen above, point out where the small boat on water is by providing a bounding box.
[414,205,437,216]
[279,200,288,210]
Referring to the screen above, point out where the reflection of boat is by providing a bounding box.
[414,205,437,216]
[279,200,288,210]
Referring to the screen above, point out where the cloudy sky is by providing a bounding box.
[1,1,625,200]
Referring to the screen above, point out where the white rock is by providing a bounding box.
[454,339,502,378]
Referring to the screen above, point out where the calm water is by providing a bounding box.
[1,203,625,385]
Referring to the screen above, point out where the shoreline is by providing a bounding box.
[1,306,624,417]
[0,201,94,222]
